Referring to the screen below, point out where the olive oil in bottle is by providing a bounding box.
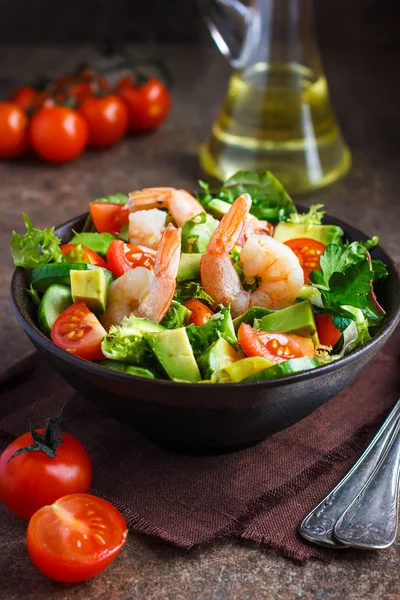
[200,62,350,193]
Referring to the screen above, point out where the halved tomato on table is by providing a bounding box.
[106,240,156,277]
[60,243,108,268]
[284,238,326,282]
[27,493,128,583]
[89,202,129,235]
[238,323,314,363]
[51,302,106,360]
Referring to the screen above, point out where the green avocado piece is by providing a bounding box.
[97,360,155,379]
[244,357,320,381]
[69,232,117,255]
[273,222,343,245]
[118,223,129,242]
[177,253,202,281]
[161,300,191,329]
[232,307,275,330]
[197,338,241,379]
[259,301,316,337]
[38,284,73,337]
[70,268,108,314]
[182,213,219,253]
[31,263,114,291]
[211,356,275,383]
[207,199,232,219]
[147,327,201,382]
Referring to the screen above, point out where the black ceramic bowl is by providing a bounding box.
[10,210,400,452]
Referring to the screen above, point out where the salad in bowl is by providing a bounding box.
[10,171,388,385]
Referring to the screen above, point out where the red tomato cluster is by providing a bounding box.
[0,66,171,163]
[0,407,128,583]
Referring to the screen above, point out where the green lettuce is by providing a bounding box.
[186,304,237,356]
[161,301,191,329]
[174,281,214,306]
[197,170,296,223]
[11,214,63,268]
[101,315,157,366]
[286,204,325,226]
[93,193,128,204]
[69,231,117,255]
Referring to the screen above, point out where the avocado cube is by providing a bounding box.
[207,199,232,219]
[259,300,316,337]
[273,221,344,245]
[197,338,240,379]
[147,328,201,382]
[212,357,275,383]
[70,268,108,315]
[177,253,202,282]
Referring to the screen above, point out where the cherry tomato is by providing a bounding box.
[238,323,315,363]
[51,302,106,360]
[116,77,171,132]
[78,94,129,148]
[29,106,88,163]
[27,493,127,583]
[60,243,108,268]
[107,240,156,278]
[0,102,29,159]
[89,202,129,235]
[54,69,109,104]
[183,299,213,326]
[315,314,342,348]
[284,238,326,282]
[9,85,40,111]
[0,429,91,521]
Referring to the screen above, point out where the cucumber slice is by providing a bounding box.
[31,263,114,291]
[38,284,73,337]
[244,357,320,381]
[97,360,155,379]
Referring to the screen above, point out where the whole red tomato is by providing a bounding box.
[79,94,129,148]
[0,102,29,159]
[29,106,88,163]
[0,413,92,520]
[9,85,40,111]
[116,76,171,132]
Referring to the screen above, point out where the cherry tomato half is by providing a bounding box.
[0,102,29,159]
[183,299,213,326]
[51,302,106,360]
[107,240,156,278]
[284,238,326,282]
[60,243,108,268]
[0,431,92,521]
[9,85,40,111]
[78,94,129,148]
[89,202,129,235]
[238,323,315,363]
[27,493,127,583]
[315,314,342,348]
[29,106,88,163]
[116,77,171,132]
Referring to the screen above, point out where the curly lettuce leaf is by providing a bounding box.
[93,193,128,205]
[11,214,63,268]
[286,204,325,226]
[101,315,158,366]
[197,171,296,223]
[186,304,237,356]
[161,300,191,329]
[174,281,214,307]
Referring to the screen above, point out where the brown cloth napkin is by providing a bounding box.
[1,333,399,562]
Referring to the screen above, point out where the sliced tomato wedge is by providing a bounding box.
[106,240,156,277]
[27,493,128,583]
[238,323,314,363]
[184,299,213,326]
[51,302,106,360]
[89,202,129,235]
[60,243,108,268]
[284,238,326,282]
[315,314,342,347]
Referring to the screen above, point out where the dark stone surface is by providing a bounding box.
[1,40,400,598]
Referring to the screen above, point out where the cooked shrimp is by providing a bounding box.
[200,194,304,317]
[101,223,181,329]
[128,208,167,250]
[126,187,205,227]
